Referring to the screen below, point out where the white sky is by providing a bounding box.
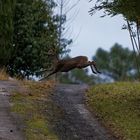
[66,0,132,60]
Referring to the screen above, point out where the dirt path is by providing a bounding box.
[0,81,25,140]
[0,81,117,140]
[52,84,117,140]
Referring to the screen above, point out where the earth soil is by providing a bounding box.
[51,84,117,140]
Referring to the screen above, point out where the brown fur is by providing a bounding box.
[41,56,101,80]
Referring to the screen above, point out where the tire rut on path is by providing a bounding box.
[52,84,117,140]
[0,81,25,140]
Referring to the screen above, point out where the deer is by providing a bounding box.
[40,56,101,80]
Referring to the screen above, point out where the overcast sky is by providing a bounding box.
[65,0,132,60]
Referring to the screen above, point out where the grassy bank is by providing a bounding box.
[86,82,140,140]
[11,80,58,140]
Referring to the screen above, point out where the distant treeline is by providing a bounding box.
[93,43,139,82]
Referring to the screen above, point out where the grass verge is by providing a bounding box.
[11,80,58,140]
[86,82,140,140]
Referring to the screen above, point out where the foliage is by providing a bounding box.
[94,43,136,81]
[0,0,73,79]
[86,82,140,140]
[59,68,95,85]
[7,0,59,78]
[71,69,95,84]
[89,0,140,78]
[0,0,16,67]
[89,0,140,23]
[54,0,73,58]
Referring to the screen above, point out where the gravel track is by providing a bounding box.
[0,81,117,140]
[52,84,117,140]
[0,81,25,140]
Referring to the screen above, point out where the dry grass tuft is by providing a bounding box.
[0,68,9,80]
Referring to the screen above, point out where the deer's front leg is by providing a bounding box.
[90,65,97,74]
[92,61,101,74]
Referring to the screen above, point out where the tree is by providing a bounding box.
[89,0,140,22]
[94,43,136,81]
[0,0,76,79]
[54,0,80,58]
[94,48,109,71]
[89,0,140,78]
[59,68,95,84]
[7,0,59,78]
[0,0,16,67]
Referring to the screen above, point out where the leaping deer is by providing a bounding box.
[40,56,101,80]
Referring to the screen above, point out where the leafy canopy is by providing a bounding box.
[90,0,140,23]
[8,0,59,78]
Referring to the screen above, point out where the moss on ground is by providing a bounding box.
[11,80,58,140]
[86,82,140,140]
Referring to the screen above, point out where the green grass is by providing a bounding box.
[86,82,140,140]
[11,81,58,140]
